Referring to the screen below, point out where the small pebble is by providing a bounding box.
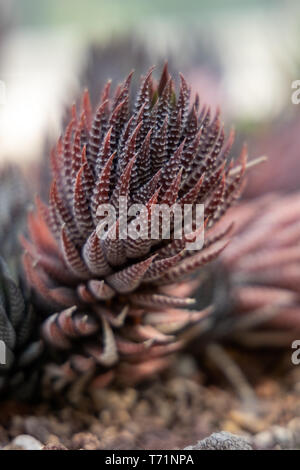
[184,431,253,450]
[3,434,43,450]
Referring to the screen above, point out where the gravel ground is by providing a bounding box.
[0,350,299,450]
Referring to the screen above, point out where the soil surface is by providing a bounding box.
[0,349,299,450]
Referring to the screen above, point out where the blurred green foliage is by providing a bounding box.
[17,0,282,37]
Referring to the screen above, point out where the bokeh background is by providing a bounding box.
[0,0,300,194]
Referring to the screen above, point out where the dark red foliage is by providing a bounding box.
[22,65,247,388]
[220,192,300,347]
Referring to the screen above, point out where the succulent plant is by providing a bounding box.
[22,65,248,389]
[218,192,300,347]
[0,165,29,268]
[0,257,43,399]
[0,165,42,400]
